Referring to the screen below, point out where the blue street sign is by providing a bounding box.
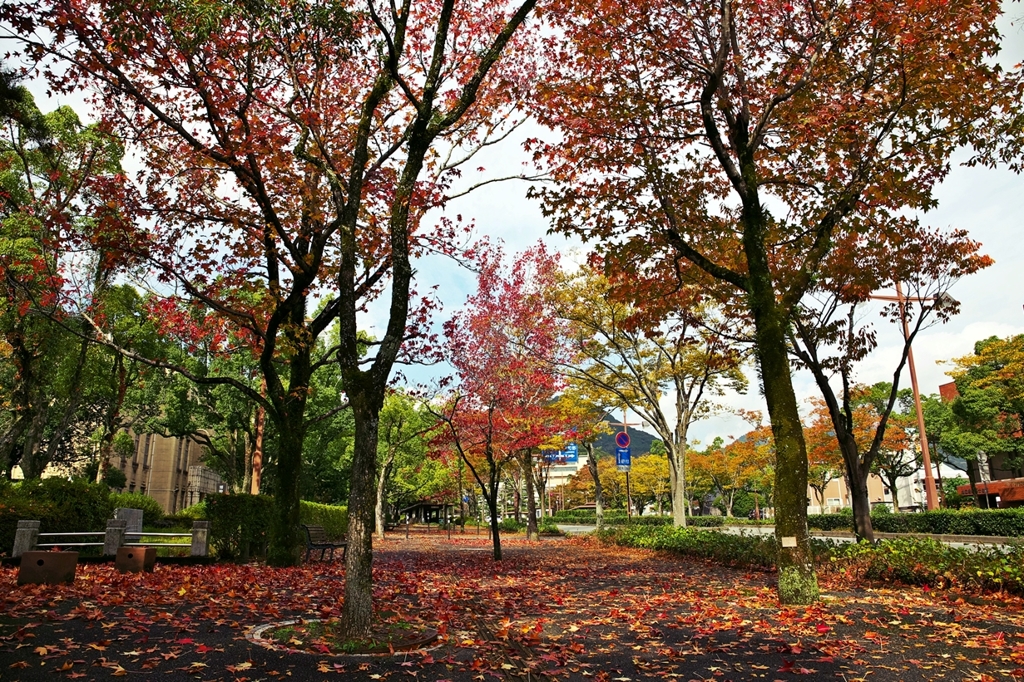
[616,446,631,472]
[563,443,579,463]
[542,443,579,464]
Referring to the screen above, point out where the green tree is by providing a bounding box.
[551,266,746,527]
[0,92,129,479]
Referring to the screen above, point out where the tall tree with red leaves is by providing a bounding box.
[432,242,567,558]
[530,0,1017,603]
[4,0,538,635]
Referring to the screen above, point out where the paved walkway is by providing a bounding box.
[2,531,1024,681]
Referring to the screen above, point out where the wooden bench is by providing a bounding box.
[302,524,347,562]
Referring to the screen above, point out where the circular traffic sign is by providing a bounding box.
[614,431,630,448]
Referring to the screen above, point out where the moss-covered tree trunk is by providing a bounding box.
[742,192,819,605]
[375,454,395,541]
[266,335,312,567]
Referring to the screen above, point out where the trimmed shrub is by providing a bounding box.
[538,519,563,535]
[110,492,164,526]
[599,523,1024,596]
[0,496,52,557]
[625,515,675,526]
[687,516,725,527]
[0,479,113,557]
[829,537,1024,594]
[598,524,779,569]
[499,518,526,533]
[299,501,348,540]
[14,478,114,534]
[808,513,855,531]
[553,509,628,523]
[177,502,207,519]
[205,493,274,562]
[870,508,1024,536]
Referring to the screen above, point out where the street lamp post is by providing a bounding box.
[868,283,955,511]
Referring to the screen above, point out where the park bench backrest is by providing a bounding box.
[304,525,329,544]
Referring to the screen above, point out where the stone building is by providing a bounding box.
[113,433,225,514]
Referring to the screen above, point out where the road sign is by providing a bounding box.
[563,443,579,463]
[614,431,630,449]
[616,446,631,472]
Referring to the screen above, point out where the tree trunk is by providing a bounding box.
[0,414,30,481]
[488,491,503,560]
[268,417,306,566]
[375,454,395,541]
[586,443,604,530]
[251,404,265,495]
[847,464,874,542]
[745,213,819,603]
[340,392,383,636]
[19,405,49,479]
[525,451,539,540]
[888,480,900,513]
[668,444,688,527]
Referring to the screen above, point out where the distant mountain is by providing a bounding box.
[591,414,660,458]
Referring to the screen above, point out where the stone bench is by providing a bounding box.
[13,519,211,559]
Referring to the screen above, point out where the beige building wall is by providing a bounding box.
[114,433,223,514]
[808,474,897,514]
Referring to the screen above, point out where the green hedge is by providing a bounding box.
[205,493,274,562]
[552,511,719,527]
[499,518,526,533]
[807,512,855,531]
[871,509,1024,536]
[553,509,628,522]
[299,501,347,540]
[0,496,50,557]
[830,538,1024,594]
[600,525,1024,596]
[0,479,114,557]
[599,525,779,569]
[807,509,1024,536]
[110,492,164,526]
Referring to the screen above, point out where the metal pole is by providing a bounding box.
[626,471,632,519]
[897,281,939,510]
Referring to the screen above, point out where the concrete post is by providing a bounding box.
[12,520,40,558]
[103,519,127,556]
[190,520,210,557]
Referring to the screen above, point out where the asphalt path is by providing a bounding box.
[3,532,1024,681]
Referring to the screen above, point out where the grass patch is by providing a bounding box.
[267,612,434,655]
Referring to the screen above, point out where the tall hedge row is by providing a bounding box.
[205,493,274,562]
[807,508,1024,536]
[299,501,348,540]
[0,479,115,557]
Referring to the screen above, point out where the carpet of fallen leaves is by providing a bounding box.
[3,529,1024,681]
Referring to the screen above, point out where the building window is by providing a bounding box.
[827,498,841,507]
